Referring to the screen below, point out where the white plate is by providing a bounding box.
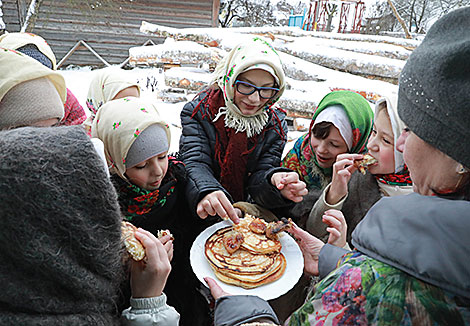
[190,220,304,301]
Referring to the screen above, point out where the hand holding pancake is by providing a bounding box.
[327,153,363,205]
[131,228,172,298]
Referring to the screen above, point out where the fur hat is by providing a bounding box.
[397,7,470,168]
[0,126,123,325]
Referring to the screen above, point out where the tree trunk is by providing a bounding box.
[20,0,44,32]
[387,0,412,39]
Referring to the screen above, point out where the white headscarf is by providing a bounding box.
[313,104,353,150]
[375,93,406,173]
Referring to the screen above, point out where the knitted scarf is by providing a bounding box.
[192,88,285,202]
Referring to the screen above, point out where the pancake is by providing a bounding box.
[214,254,286,289]
[235,215,282,254]
[205,227,275,275]
[204,215,288,289]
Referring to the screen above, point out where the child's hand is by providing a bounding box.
[287,222,324,276]
[197,190,240,224]
[158,233,174,262]
[327,154,363,205]
[323,209,347,248]
[131,228,172,298]
[271,172,308,203]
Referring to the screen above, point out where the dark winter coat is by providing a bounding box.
[180,89,291,216]
[112,157,211,326]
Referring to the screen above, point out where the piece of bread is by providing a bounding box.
[354,154,378,175]
[157,229,174,241]
[121,221,145,261]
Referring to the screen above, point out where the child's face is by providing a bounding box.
[367,110,395,175]
[125,152,169,191]
[309,125,348,168]
[113,86,140,101]
[233,69,276,115]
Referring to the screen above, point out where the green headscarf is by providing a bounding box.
[283,90,374,190]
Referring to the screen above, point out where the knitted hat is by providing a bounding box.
[17,43,53,68]
[397,7,470,168]
[0,32,57,69]
[91,97,171,181]
[126,123,170,168]
[0,77,64,128]
[0,126,123,325]
[0,48,66,129]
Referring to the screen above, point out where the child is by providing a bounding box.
[180,37,307,224]
[281,90,374,227]
[306,94,413,244]
[0,126,179,325]
[84,67,140,136]
[0,47,65,129]
[0,32,87,126]
[92,97,210,326]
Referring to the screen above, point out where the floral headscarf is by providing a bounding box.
[210,36,286,138]
[91,97,170,181]
[0,32,57,69]
[283,90,374,190]
[84,67,140,135]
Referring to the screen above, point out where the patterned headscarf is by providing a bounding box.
[91,97,170,181]
[85,67,140,134]
[210,36,286,138]
[0,32,56,69]
[283,90,374,190]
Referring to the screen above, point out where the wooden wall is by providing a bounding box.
[2,0,220,67]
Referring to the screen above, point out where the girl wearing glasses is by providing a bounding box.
[180,37,307,224]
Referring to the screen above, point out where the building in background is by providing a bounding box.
[2,0,220,67]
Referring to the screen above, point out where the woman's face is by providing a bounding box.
[367,109,395,174]
[398,129,461,195]
[125,152,169,191]
[233,69,275,115]
[310,125,349,168]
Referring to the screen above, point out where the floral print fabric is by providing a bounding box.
[288,251,469,326]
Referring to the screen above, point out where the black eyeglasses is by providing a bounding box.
[234,80,280,99]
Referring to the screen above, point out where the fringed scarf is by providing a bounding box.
[192,88,285,202]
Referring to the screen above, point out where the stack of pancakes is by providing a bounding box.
[205,215,286,289]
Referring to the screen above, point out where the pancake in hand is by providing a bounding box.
[354,154,378,175]
[121,221,145,261]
